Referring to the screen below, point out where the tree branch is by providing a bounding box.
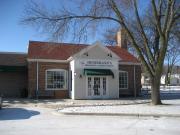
[163,0,175,36]
[165,1,179,40]
[23,15,121,24]
[133,0,155,67]
[151,0,163,37]
[109,0,155,77]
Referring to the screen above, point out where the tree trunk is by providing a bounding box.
[165,72,170,85]
[151,76,162,105]
[165,65,173,85]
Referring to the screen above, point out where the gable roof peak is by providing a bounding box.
[92,41,104,46]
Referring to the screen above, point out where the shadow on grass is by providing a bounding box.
[0,108,40,121]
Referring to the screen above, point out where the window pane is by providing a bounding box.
[103,77,106,95]
[46,70,66,89]
[47,71,54,89]
[119,72,128,89]
[88,77,92,96]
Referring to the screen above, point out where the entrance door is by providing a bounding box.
[87,76,107,98]
[94,77,101,96]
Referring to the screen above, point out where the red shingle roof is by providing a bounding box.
[28,41,87,60]
[107,46,139,63]
[28,41,139,63]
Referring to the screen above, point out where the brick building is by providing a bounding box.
[0,30,141,99]
[0,53,27,97]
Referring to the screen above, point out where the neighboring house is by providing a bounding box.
[141,73,150,86]
[161,65,180,86]
[161,74,180,86]
[0,30,142,99]
[142,65,180,86]
[0,52,27,97]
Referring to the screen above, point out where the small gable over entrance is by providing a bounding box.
[70,42,120,60]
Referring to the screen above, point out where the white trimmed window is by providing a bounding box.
[119,71,128,89]
[46,69,67,90]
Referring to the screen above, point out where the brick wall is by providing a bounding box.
[28,61,141,99]
[28,62,69,98]
[135,65,142,96]
[119,65,141,96]
[0,71,27,97]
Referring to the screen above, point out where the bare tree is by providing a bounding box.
[165,41,180,85]
[21,0,180,105]
[102,19,180,84]
[102,27,118,45]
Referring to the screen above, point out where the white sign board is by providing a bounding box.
[77,59,118,69]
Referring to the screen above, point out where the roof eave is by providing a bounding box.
[27,58,69,63]
[119,61,141,65]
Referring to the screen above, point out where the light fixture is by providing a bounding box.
[84,52,88,56]
[79,74,82,78]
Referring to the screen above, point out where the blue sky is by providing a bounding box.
[0,0,101,52]
[0,0,149,53]
[0,0,50,52]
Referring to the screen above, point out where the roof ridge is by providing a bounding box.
[29,40,90,46]
[29,41,129,48]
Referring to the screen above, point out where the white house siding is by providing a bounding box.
[161,74,180,85]
[71,44,119,99]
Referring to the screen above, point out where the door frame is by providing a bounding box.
[86,76,109,99]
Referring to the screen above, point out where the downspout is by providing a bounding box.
[134,65,136,98]
[36,61,39,100]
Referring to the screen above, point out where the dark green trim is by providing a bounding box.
[0,65,27,72]
[84,69,114,78]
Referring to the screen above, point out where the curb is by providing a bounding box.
[58,111,180,118]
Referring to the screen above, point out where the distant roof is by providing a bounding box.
[0,52,27,66]
[28,41,139,63]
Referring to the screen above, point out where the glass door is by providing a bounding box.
[102,77,106,95]
[87,76,107,98]
[93,77,101,96]
[88,77,92,96]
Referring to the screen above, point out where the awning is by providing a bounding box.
[84,69,114,78]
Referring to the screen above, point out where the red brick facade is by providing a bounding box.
[28,61,141,98]
[28,62,69,98]
[119,65,141,96]
[0,41,142,99]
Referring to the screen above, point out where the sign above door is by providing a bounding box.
[78,59,118,69]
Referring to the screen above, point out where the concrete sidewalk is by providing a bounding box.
[58,100,180,118]
[2,93,180,118]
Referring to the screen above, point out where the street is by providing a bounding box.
[0,107,180,135]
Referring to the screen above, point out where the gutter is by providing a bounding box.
[119,62,141,65]
[27,58,69,63]
[134,65,136,98]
